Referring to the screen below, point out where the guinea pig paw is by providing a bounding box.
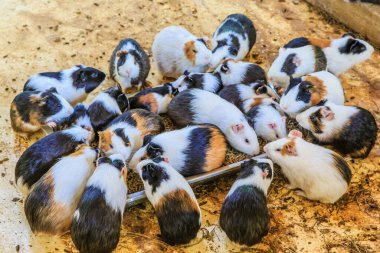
[46,121,57,128]
[285,184,297,190]
[295,190,307,198]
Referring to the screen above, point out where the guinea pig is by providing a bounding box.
[15,126,93,195]
[71,154,128,253]
[129,124,227,176]
[10,87,73,136]
[136,157,201,245]
[296,102,378,158]
[210,13,256,69]
[87,87,129,132]
[219,158,273,246]
[280,71,344,116]
[98,109,165,160]
[24,65,106,105]
[152,26,212,78]
[168,89,259,155]
[246,102,287,141]
[264,130,352,203]
[268,34,374,88]
[129,83,178,114]
[52,103,93,132]
[24,145,98,235]
[171,71,223,93]
[214,59,267,86]
[109,38,150,92]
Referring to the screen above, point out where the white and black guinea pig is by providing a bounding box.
[246,102,287,141]
[171,70,223,93]
[15,126,93,195]
[129,124,227,176]
[24,145,98,235]
[152,26,211,78]
[168,89,259,155]
[99,109,165,160]
[268,33,374,88]
[214,59,266,86]
[71,154,128,253]
[10,87,73,136]
[52,103,92,132]
[280,71,344,116]
[109,38,150,92]
[87,87,129,132]
[129,83,178,114]
[23,65,106,105]
[264,130,352,203]
[210,13,256,69]
[296,102,378,158]
[219,158,273,246]
[137,157,201,245]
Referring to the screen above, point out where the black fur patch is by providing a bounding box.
[229,34,240,54]
[196,38,207,46]
[309,108,324,134]
[143,134,154,146]
[296,81,312,103]
[339,38,367,54]
[212,39,228,53]
[332,153,352,184]
[112,159,125,171]
[256,162,273,179]
[241,64,267,84]
[108,110,137,127]
[220,185,269,246]
[313,46,327,71]
[71,67,105,93]
[238,159,257,179]
[97,157,112,165]
[246,106,260,129]
[141,163,170,194]
[167,90,195,127]
[71,186,122,253]
[281,53,298,76]
[284,77,302,95]
[283,37,310,48]
[39,71,62,80]
[218,85,245,111]
[54,103,87,131]
[114,128,130,146]
[88,101,119,132]
[146,142,164,158]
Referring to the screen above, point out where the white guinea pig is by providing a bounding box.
[152,26,211,78]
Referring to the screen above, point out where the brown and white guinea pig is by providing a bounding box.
[219,158,273,246]
[171,70,223,93]
[15,126,93,195]
[268,33,374,88]
[71,154,128,253]
[210,13,256,69]
[98,109,165,161]
[168,89,259,155]
[280,71,344,116]
[128,83,178,114]
[214,59,267,86]
[246,101,287,141]
[152,26,212,78]
[24,145,98,235]
[136,157,201,245]
[109,38,150,92]
[129,124,227,176]
[264,130,352,203]
[52,103,93,132]
[87,87,129,132]
[23,65,106,105]
[296,102,378,158]
[10,87,73,136]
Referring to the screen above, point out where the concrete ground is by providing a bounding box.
[0,0,379,252]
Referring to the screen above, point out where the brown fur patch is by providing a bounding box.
[116,50,128,57]
[69,145,89,157]
[131,110,163,136]
[131,112,148,135]
[204,126,227,171]
[155,188,199,214]
[184,40,196,65]
[281,138,297,156]
[304,76,327,105]
[309,38,331,48]
[139,93,158,113]
[99,130,113,152]
[246,97,264,111]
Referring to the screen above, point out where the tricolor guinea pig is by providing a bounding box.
[10,88,73,136]
[23,65,106,105]
[246,102,287,141]
[168,89,259,155]
[268,33,374,88]
[99,109,165,160]
[24,145,98,235]
[87,87,129,132]
[52,103,93,132]
[214,59,267,86]
[296,102,378,158]
[264,130,352,203]
[137,157,201,245]
[219,158,273,246]
[109,38,150,92]
[210,13,256,69]
[71,154,128,253]
[171,71,223,93]
[129,83,178,114]
[129,124,227,176]
[152,26,212,78]
[15,126,93,195]
[280,71,344,116]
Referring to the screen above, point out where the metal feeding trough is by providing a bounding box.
[125,153,269,207]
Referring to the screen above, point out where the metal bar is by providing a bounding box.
[125,153,268,208]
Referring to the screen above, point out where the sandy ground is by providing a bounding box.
[0,0,379,252]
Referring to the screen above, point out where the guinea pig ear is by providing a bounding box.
[288,129,303,139]
[183,70,190,76]
[342,32,356,38]
[283,141,297,156]
[279,47,285,54]
[231,123,244,134]
[96,157,111,166]
[46,87,58,93]
[143,134,153,146]
[229,46,238,56]
[116,50,128,57]
[321,107,335,121]
[282,116,287,123]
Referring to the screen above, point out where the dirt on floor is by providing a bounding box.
[0,0,379,252]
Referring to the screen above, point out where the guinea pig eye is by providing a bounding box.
[90,72,98,79]
[192,49,197,53]
[276,148,281,152]
[221,64,229,73]
[245,138,250,144]
[110,144,114,149]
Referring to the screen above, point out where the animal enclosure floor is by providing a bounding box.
[0,0,379,252]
